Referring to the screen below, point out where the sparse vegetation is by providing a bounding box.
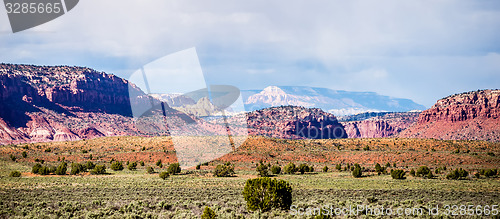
[284,162,297,174]
[446,168,468,180]
[127,161,137,171]
[213,162,235,177]
[242,177,292,212]
[110,161,124,171]
[201,206,217,219]
[391,169,406,179]
[256,161,269,177]
[9,170,21,177]
[159,171,169,180]
[146,166,154,174]
[322,166,328,172]
[90,164,106,175]
[167,163,181,175]
[352,164,362,178]
[416,166,431,178]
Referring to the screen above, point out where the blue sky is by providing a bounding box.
[1,0,499,107]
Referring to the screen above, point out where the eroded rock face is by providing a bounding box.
[247,106,347,139]
[341,112,419,138]
[399,90,500,141]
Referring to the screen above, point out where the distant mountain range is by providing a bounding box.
[241,86,426,116]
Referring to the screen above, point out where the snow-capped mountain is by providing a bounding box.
[241,86,426,116]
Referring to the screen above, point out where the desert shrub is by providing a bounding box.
[128,162,137,170]
[391,169,406,179]
[214,162,235,177]
[9,154,16,161]
[146,166,154,174]
[91,165,106,175]
[110,161,124,171]
[22,151,27,158]
[416,166,431,177]
[159,171,169,180]
[284,162,297,174]
[39,166,51,175]
[385,162,390,168]
[410,169,415,176]
[486,152,495,156]
[446,168,468,180]
[85,161,95,170]
[82,149,88,154]
[242,177,292,212]
[256,161,269,177]
[363,145,370,151]
[32,163,42,174]
[298,163,313,174]
[70,163,84,175]
[271,165,282,174]
[375,163,386,175]
[201,206,217,219]
[167,163,181,175]
[480,169,498,178]
[335,164,341,171]
[139,161,145,166]
[156,160,162,167]
[393,163,397,168]
[9,171,21,177]
[322,166,328,172]
[352,164,362,178]
[55,162,67,175]
[196,164,201,170]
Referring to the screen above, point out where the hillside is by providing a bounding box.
[399,90,500,141]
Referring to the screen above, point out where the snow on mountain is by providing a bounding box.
[241,86,425,116]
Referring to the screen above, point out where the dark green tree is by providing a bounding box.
[167,163,181,175]
[242,177,293,212]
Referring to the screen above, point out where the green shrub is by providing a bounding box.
[298,163,312,174]
[159,171,169,180]
[486,152,495,156]
[22,151,27,158]
[201,206,217,219]
[352,164,362,178]
[32,163,42,174]
[385,162,390,168]
[9,171,21,177]
[55,162,67,175]
[480,169,498,178]
[156,160,162,167]
[242,177,292,212]
[363,145,370,151]
[45,148,51,152]
[139,161,145,166]
[391,169,406,179]
[410,169,415,176]
[416,166,431,177]
[196,164,201,170]
[322,166,328,172]
[91,165,106,175]
[284,162,297,174]
[110,161,124,171]
[9,154,16,161]
[375,163,386,175]
[213,162,235,177]
[85,161,95,170]
[446,168,468,180]
[335,164,341,171]
[256,161,269,177]
[146,166,154,174]
[128,162,137,171]
[167,163,181,175]
[271,165,282,174]
[70,163,84,175]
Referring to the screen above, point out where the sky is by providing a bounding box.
[1,0,499,107]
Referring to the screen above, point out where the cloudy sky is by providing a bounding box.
[1,0,499,107]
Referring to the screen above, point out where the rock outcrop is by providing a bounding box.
[399,90,500,141]
[341,112,419,138]
[247,106,347,139]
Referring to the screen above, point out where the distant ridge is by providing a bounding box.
[242,86,426,116]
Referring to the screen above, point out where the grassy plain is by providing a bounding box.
[1,136,499,218]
